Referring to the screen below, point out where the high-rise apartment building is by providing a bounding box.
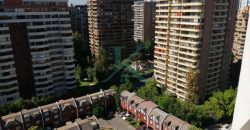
[154,0,238,100]
[0,0,76,104]
[232,6,249,63]
[69,5,89,52]
[88,0,134,60]
[133,0,156,44]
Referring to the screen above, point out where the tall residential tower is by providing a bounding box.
[0,0,76,104]
[133,0,156,44]
[88,0,134,60]
[153,0,238,100]
[69,5,89,53]
[232,6,249,63]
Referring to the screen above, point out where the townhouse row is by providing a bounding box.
[0,89,115,130]
[121,91,191,130]
[55,116,99,130]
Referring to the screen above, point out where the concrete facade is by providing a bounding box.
[153,0,238,101]
[133,0,156,44]
[232,6,249,63]
[87,0,135,60]
[0,0,76,104]
[69,5,89,53]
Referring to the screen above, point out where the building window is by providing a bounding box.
[36,120,40,124]
[55,121,60,126]
[44,112,49,116]
[53,109,59,113]
[54,114,59,119]
[156,124,159,128]
[25,123,31,128]
[24,117,30,122]
[16,126,21,130]
[45,117,49,121]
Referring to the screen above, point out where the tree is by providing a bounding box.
[75,64,82,81]
[94,48,113,80]
[73,32,84,65]
[188,125,202,130]
[137,79,159,101]
[186,68,200,104]
[201,88,237,122]
[86,67,96,81]
[92,104,104,117]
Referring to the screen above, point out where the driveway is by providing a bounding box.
[98,113,134,130]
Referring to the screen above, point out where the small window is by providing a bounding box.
[36,120,40,124]
[44,112,49,116]
[45,117,49,121]
[16,126,21,130]
[54,114,59,119]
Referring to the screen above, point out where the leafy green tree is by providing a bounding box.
[92,104,104,117]
[201,88,236,122]
[86,67,96,81]
[73,32,84,65]
[75,64,82,81]
[188,125,202,130]
[186,68,200,104]
[119,83,133,92]
[94,48,113,80]
[137,79,159,101]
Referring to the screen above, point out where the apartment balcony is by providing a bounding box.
[178,56,197,63]
[207,75,220,81]
[209,54,223,59]
[155,72,165,79]
[168,63,177,69]
[155,25,168,29]
[177,66,189,73]
[154,64,166,70]
[154,69,166,75]
[168,68,177,74]
[207,70,221,76]
[155,53,167,59]
[173,2,203,6]
[167,78,177,85]
[213,15,227,18]
[215,3,229,6]
[211,37,225,42]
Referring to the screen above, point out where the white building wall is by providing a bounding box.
[231,8,250,130]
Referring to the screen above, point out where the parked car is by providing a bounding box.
[122,116,127,120]
[119,111,126,117]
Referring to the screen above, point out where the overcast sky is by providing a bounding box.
[68,0,87,6]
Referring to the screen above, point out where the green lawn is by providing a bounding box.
[80,81,98,86]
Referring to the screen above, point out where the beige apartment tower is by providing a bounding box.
[232,6,249,63]
[133,0,156,44]
[154,0,238,100]
[88,0,134,60]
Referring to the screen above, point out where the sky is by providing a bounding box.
[68,0,87,6]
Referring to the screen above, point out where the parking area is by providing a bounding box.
[98,113,134,130]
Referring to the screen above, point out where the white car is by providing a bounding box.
[122,116,127,120]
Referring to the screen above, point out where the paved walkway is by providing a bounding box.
[98,113,134,130]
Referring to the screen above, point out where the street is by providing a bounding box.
[98,113,134,130]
